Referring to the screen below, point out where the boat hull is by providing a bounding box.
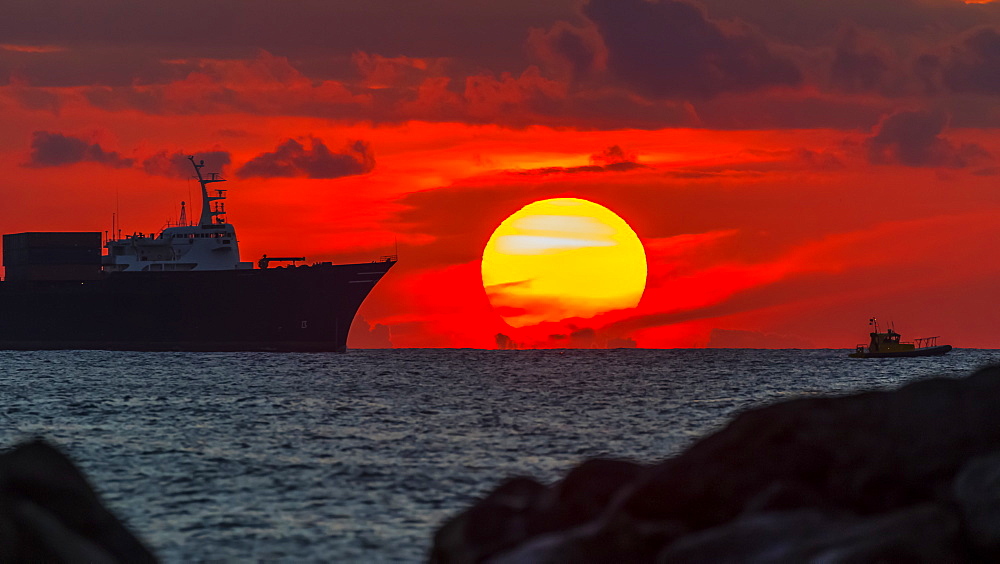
[848,345,952,358]
[0,260,394,352]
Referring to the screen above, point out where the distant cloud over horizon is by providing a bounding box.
[865,110,990,168]
[236,137,375,179]
[24,131,133,169]
[505,144,648,176]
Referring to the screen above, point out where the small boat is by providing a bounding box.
[849,318,952,358]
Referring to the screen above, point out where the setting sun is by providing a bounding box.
[481,198,647,327]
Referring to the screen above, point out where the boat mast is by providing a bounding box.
[188,156,227,226]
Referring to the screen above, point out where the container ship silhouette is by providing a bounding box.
[0,156,395,352]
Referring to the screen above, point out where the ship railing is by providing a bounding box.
[376,254,398,263]
[914,336,939,348]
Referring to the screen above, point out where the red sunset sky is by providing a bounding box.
[3,0,1000,349]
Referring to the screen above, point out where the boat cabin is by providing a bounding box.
[859,328,915,354]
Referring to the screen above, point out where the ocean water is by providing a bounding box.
[1,348,998,562]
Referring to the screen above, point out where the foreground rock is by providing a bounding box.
[0,439,156,562]
[432,365,1000,562]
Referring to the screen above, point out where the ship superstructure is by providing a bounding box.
[103,157,253,272]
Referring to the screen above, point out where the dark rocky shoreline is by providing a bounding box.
[0,439,156,562]
[433,365,1000,562]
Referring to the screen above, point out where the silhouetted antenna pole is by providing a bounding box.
[115,185,121,238]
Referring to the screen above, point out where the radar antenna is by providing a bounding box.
[188,156,227,227]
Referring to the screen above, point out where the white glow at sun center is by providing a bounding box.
[497,234,616,254]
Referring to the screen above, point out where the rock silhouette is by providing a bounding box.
[0,439,156,562]
[432,365,1000,562]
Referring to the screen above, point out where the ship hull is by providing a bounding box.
[0,260,394,352]
[848,345,952,359]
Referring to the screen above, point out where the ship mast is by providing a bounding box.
[188,156,227,226]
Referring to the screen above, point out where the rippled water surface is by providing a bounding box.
[1,348,997,562]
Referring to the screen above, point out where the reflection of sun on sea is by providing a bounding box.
[482,198,647,327]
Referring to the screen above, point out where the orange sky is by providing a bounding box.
[4,0,1000,349]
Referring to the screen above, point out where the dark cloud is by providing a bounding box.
[527,22,605,81]
[583,0,801,100]
[590,145,636,166]
[829,31,887,93]
[7,0,1000,134]
[551,27,599,77]
[696,0,1000,49]
[664,0,1000,104]
[795,148,844,170]
[866,110,989,168]
[0,45,192,88]
[914,53,941,95]
[237,137,375,179]
[6,40,689,130]
[48,62,696,130]
[1,0,576,78]
[23,46,685,130]
[142,151,232,179]
[25,131,133,168]
[942,28,1000,96]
